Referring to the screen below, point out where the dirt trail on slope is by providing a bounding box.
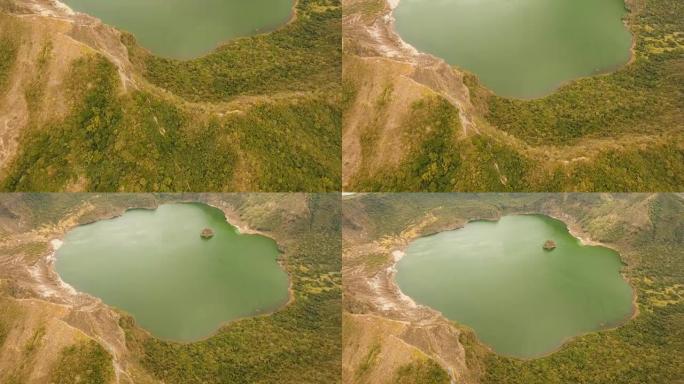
[14,0,136,87]
[343,208,476,384]
[342,0,478,187]
[0,0,139,177]
[344,0,476,133]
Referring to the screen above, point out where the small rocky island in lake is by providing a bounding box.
[543,240,557,251]
[200,228,215,239]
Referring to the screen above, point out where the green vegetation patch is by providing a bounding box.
[229,97,341,191]
[542,143,684,191]
[356,342,381,378]
[393,358,451,384]
[350,94,683,192]
[1,56,238,191]
[351,97,531,192]
[24,40,53,111]
[1,54,340,191]
[49,340,115,384]
[0,15,19,93]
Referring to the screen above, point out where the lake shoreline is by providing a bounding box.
[41,199,295,346]
[381,210,638,361]
[57,0,298,60]
[384,0,636,100]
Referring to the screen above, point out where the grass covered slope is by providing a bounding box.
[349,93,682,192]
[343,0,683,192]
[349,97,531,192]
[0,32,17,92]
[0,193,342,384]
[342,193,683,384]
[1,56,339,192]
[0,0,341,192]
[49,340,114,384]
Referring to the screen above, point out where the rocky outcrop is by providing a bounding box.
[200,227,215,239]
[543,240,557,250]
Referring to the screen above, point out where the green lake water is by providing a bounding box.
[55,203,289,341]
[62,0,293,59]
[395,215,634,358]
[393,0,633,98]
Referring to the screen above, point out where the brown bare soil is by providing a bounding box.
[342,0,477,188]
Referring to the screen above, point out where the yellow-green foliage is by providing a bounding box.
[2,55,340,191]
[1,56,237,191]
[356,343,381,378]
[22,325,45,356]
[393,359,451,384]
[350,97,531,192]
[228,97,341,191]
[350,95,683,192]
[24,40,52,109]
[0,16,19,93]
[49,340,114,384]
